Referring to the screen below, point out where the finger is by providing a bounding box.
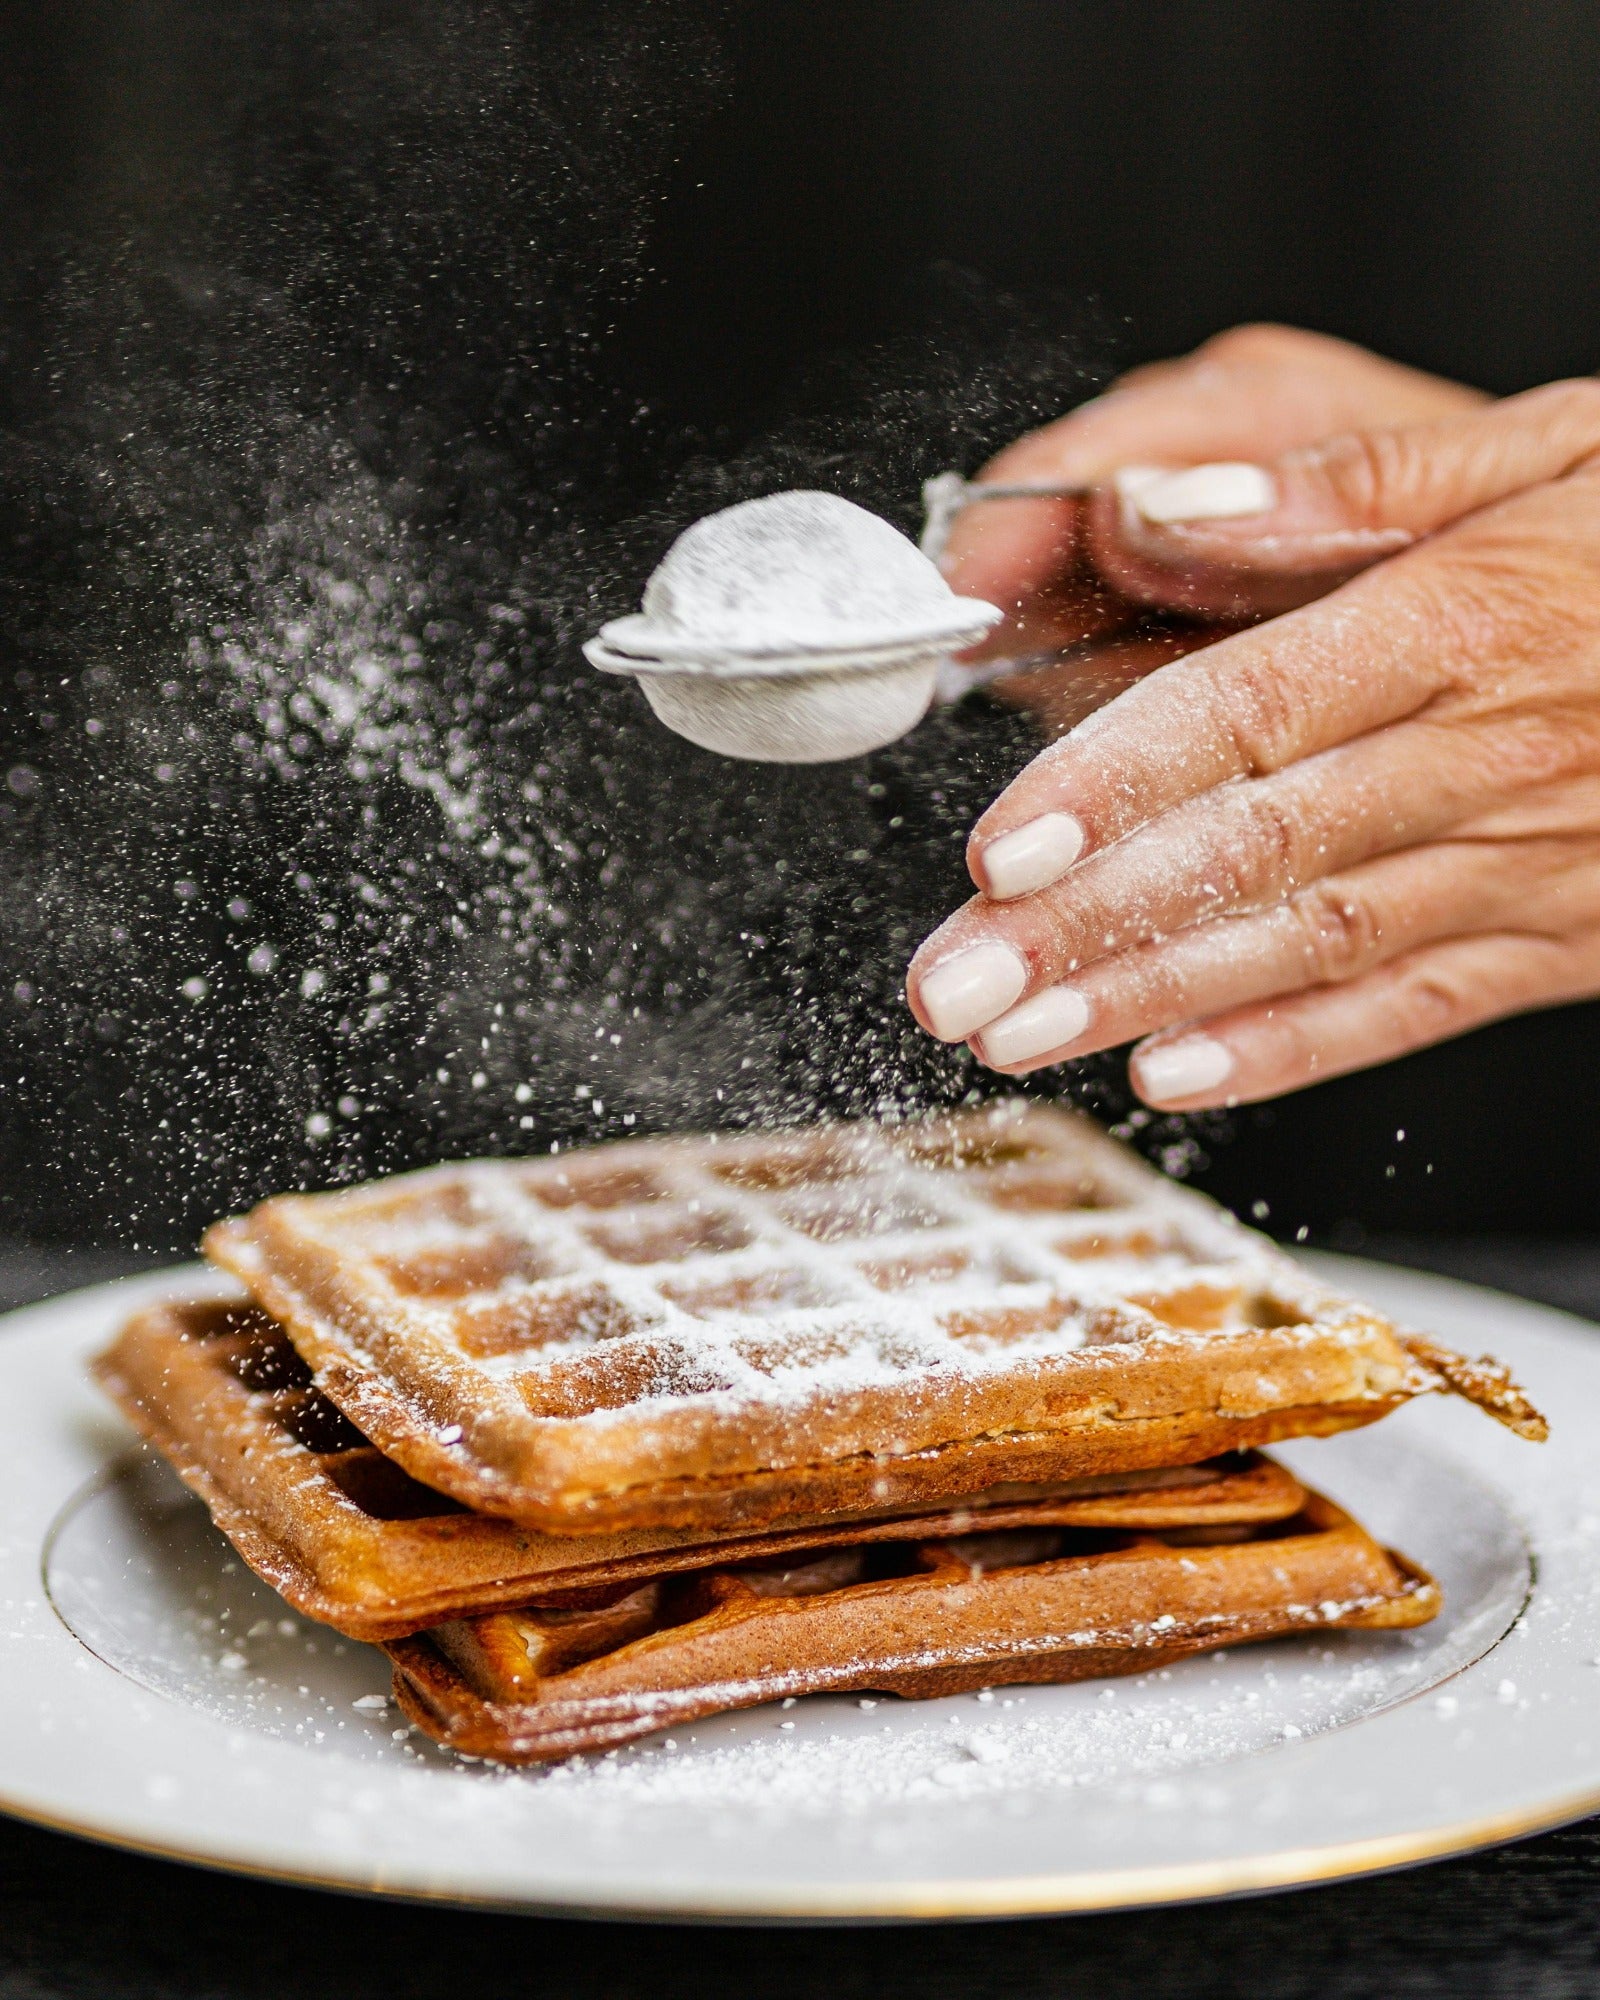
[941,324,1486,618]
[1107,324,1487,426]
[981,623,1236,741]
[911,698,1561,1044]
[1090,378,1600,618]
[1125,928,1600,1109]
[943,499,1099,663]
[1449,772,1600,843]
[915,468,1600,1036]
[957,543,1456,909]
[953,563,1134,667]
[967,837,1595,1073]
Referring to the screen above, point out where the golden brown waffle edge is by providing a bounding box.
[386,1489,1442,1764]
[200,1105,1543,1534]
[94,1294,1311,1640]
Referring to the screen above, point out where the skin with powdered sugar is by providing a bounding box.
[908,324,1600,1111]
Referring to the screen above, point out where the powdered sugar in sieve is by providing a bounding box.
[584,490,1003,762]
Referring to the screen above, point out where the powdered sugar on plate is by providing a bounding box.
[45,1421,1528,1819]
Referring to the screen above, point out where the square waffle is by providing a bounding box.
[388,1488,1441,1763]
[94,1296,1307,1640]
[204,1103,1545,1535]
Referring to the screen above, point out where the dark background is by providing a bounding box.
[621,0,1600,1240]
[3,0,1600,1249]
[8,12,1600,1995]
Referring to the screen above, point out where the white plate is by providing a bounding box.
[3,1256,1599,1921]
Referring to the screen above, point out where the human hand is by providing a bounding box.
[910,329,1600,1109]
[944,322,1487,667]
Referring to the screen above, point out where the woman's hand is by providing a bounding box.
[908,326,1600,1110]
[944,323,1487,665]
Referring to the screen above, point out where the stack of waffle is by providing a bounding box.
[95,1104,1544,1763]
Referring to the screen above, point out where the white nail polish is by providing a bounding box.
[1112,463,1169,504]
[917,943,1028,1042]
[1132,462,1277,524]
[976,986,1091,1067]
[979,813,1086,900]
[1132,1035,1234,1103]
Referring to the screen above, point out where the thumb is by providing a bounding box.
[1089,377,1600,616]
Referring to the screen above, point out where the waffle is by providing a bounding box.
[204,1103,1544,1535]
[388,1487,1441,1763]
[94,1296,1307,1640]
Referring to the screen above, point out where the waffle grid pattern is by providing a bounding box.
[96,1296,1310,1639]
[219,1107,1330,1412]
[205,1107,1440,1528]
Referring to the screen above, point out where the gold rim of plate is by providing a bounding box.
[2,1784,1591,1922]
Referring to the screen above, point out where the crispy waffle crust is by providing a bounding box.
[94,1297,1310,1640]
[388,1489,1441,1763]
[204,1105,1545,1533]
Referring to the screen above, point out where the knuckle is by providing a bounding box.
[1408,541,1587,682]
[1197,321,1312,367]
[1392,961,1478,1039]
[1520,375,1600,439]
[1032,897,1081,963]
[1442,693,1600,793]
[1486,711,1592,789]
[1203,655,1299,779]
[1418,560,1511,664]
[1019,878,1096,967]
[1234,787,1303,896]
[1199,783,1306,907]
[1312,426,1423,527]
[1290,883,1385,982]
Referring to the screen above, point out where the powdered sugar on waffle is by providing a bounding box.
[202,1102,1449,1535]
[256,1106,1338,1426]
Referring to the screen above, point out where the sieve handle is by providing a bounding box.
[920,471,1092,563]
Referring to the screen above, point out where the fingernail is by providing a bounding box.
[917,942,1028,1042]
[975,986,1091,1067]
[978,813,1086,899]
[1112,463,1169,504]
[1131,1034,1235,1103]
[1130,462,1277,524]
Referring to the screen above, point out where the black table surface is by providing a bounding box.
[7,1236,1600,2000]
